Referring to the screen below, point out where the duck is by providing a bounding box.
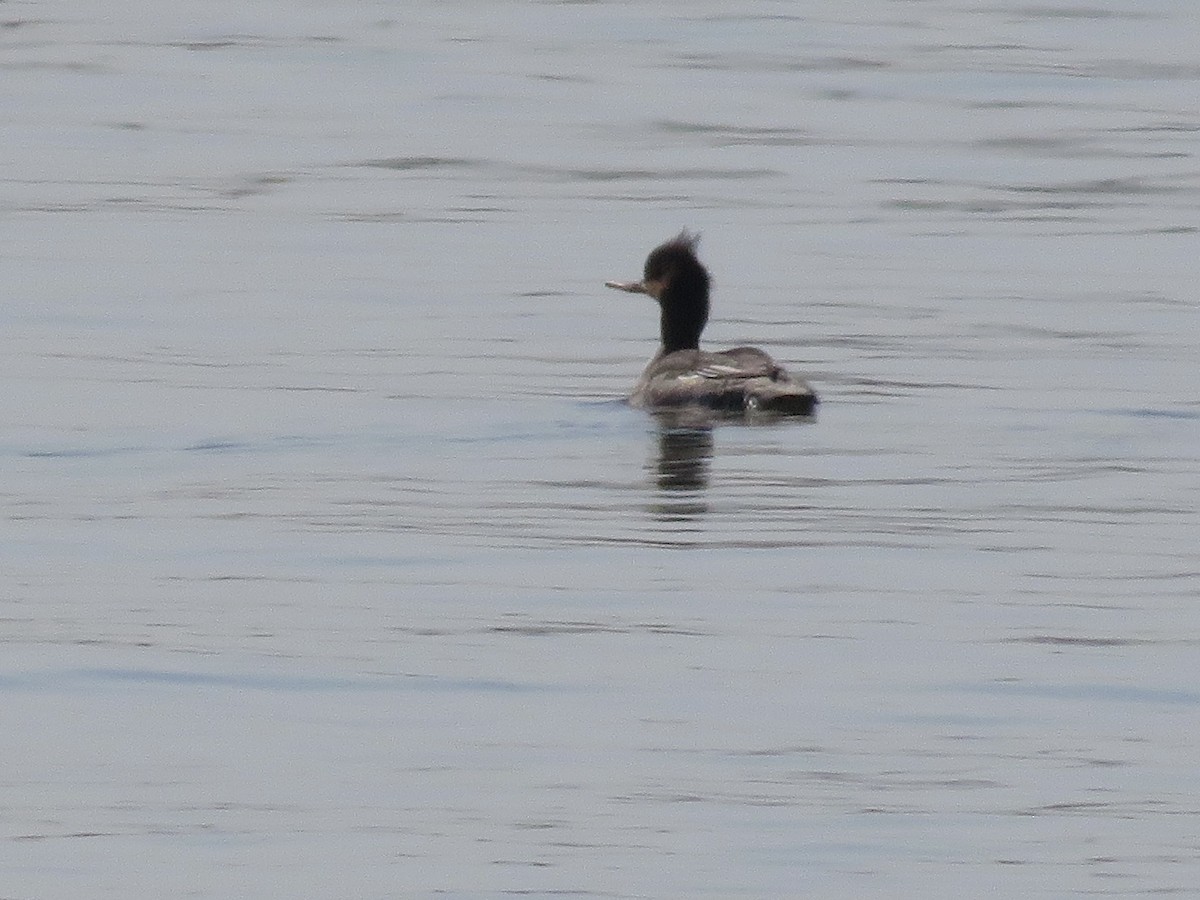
[606,231,817,416]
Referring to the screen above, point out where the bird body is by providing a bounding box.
[607,232,817,416]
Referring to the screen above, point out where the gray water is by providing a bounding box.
[3,1,1199,897]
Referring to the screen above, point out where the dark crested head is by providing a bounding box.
[643,230,703,284]
[604,230,711,353]
[646,230,710,353]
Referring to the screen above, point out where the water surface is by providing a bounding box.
[3,1,1199,897]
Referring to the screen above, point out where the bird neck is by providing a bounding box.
[659,271,709,354]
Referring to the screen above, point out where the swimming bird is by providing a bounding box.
[606,231,817,416]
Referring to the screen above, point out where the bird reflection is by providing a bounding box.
[647,417,713,521]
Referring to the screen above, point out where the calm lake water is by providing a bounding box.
[3,1,1199,897]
